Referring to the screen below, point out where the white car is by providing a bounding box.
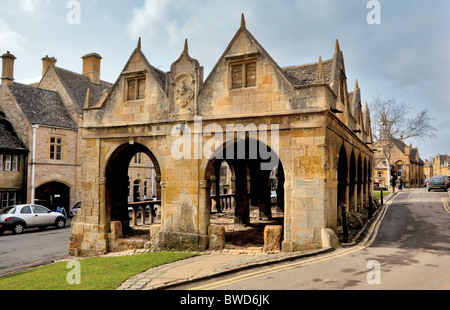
[0,204,66,235]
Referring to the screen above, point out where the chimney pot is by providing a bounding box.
[82,53,102,85]
[1,51,16,86]
[42,55,57,76]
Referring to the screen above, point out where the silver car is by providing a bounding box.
[427,176,448,192]
[0,204,66,235]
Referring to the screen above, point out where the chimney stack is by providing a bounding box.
[1,51,16,86]
[42,55,57,76]
[82,53,102,85]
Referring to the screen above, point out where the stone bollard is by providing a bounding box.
[110,221,123,241]
[263,225,283,252]
[208,225,226,251]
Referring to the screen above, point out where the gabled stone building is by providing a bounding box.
[431,154,449,177]
[69,16,374,256]
[0,106,28,209]
[373,138,424,188]
[0,50,112,213]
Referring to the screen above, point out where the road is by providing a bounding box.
[0,219,72,276]
[178,188,450,290]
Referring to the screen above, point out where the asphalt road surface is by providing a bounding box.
[0,219,71,276]
[178,188,450,290]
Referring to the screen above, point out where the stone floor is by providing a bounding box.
[120,206,285,252]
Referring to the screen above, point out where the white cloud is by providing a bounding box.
[0,18,27,52]
[18,0,52,15]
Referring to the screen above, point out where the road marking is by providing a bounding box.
[190,197,396,290]
[442,197,450,214]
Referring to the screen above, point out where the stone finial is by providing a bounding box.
[241,13,246,29]
[316,56,325,83]
[335,39,341,53]
[184,38,188,54]
[137,37,142,50]
[355,79,359,90]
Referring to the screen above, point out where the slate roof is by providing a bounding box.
[0,107,27,151]
[8,82,77,130]
[53,67,113,112]
[282,58,333,87]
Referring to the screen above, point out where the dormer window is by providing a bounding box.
[126,76,146,101]
[227,53,258,90]
[231,61,256,89]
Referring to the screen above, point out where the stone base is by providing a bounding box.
[281,240,322,252]
[208,225,226,250]
[263,225,283,252]
[68,222,109,257]
[158,231,208,251]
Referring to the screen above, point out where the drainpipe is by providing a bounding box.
[30,124,39,204]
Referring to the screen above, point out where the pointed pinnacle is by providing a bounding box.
[241,13,246,29]
[184,38,188,53]
[335,39,340,53]
[137,37,142,50]
[355,79,359,90]
[317,56,325,82]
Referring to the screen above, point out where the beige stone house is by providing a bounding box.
[0,106,28,209]
[0,51,113,213]
[70,16,374,256]
[373,138,424,189]
[431,154,449,177]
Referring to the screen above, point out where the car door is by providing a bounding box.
[18,205,35,226]
[31,205,54,226]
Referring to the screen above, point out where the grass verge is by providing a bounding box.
[0,251,196,290]
[373,190,391,200]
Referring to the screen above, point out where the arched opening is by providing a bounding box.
[337,145,348,226]
[105,143,161,235]
[205,138,284,249]
[349,151,356,212]
[357,155,363,212]
[35,181,70,214]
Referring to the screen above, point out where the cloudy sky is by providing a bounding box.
[0,0,448,160]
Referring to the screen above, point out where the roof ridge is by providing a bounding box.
[282,58,333,70]
[54,66,113,86]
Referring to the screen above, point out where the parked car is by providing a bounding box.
[0,204,66,235]
[69,202,81,218]
[427,176,448,192]
[433,175,449,189]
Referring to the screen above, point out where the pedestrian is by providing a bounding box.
[396,176,403,191]
[390,176,396,193]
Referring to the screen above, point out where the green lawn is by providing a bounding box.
[373,190,391,200]
[0,251,196,290]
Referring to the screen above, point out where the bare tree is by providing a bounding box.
[370,97,436,186]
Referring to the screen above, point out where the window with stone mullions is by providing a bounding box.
[127,77,146,101]
[50,137,62,160]
[231,61,256,89]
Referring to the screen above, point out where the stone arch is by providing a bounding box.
[35,181,71,213]
[201,136,284,248]
[104,142,161,235]
[349,150,356,212]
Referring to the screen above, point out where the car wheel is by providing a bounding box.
[55,218,66,229]
[13,223,25,234]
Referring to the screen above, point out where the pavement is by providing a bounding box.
[114,247,335,290]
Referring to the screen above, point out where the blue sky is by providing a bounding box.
[0,0,448,160]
